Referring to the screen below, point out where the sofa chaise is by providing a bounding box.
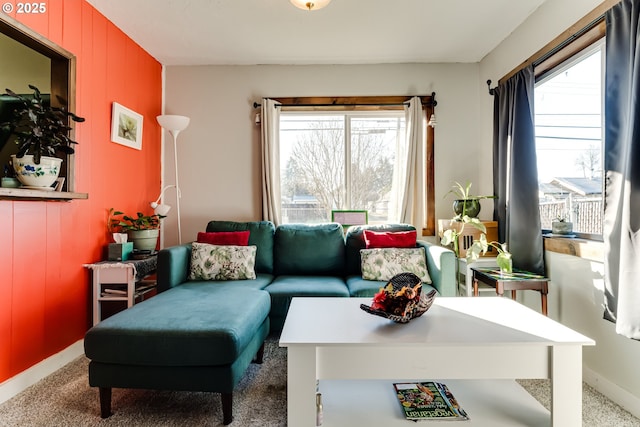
[84,221,455,424]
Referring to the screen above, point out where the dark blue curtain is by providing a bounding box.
[603,0,640,339]
[492,66,544,275]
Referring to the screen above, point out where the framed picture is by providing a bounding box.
[331,210,368,227]
[111,102,143,150]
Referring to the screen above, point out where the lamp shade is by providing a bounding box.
[156,115,190,132]
[150,202,171,216]
[290,0,331,10]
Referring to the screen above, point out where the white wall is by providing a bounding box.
[480,0,640,416]
[163,63,486,246]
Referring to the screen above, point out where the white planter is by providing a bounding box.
[127,229,159,252]
[552,221,573,235]
[11,154,62,188]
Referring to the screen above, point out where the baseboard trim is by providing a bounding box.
[584,366,640,419]
[0,339,84,405]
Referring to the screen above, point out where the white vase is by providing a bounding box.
[11,154,62,188]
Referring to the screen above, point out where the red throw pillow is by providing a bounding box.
[363,229,417,248]
[197,231,250,246]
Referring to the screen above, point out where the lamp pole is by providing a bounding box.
[156,115,190,245]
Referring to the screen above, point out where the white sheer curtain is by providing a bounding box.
[399,96,426,229]
[260,98,282,225]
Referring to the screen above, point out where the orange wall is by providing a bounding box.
[0,1,162,382]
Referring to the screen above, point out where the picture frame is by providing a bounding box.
[331,210,368,227]
[111,102,143,150]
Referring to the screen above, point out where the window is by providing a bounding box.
[535,39,604,237]
[0,13,81,199]
[280,111,406,224]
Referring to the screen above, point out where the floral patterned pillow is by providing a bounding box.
[360,247,431,283]
[189,242,257,281]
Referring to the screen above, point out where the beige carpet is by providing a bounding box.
[0,337,638,426]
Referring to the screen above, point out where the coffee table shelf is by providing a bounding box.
[280,297,594,427]
[320,379,549,426]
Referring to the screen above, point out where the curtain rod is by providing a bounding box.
[487,13,606,95]
[253,93,436,109]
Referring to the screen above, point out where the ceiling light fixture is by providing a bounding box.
[290,0,332,11]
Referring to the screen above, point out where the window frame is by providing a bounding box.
[0,13,86,201]
[273,96,435,235]
[534,38,605,241]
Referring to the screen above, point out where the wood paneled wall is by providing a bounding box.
[0,0,162,382]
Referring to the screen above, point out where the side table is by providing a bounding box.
[84,256,157,325]
[471,267,549,316]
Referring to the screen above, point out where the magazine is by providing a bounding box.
[393,381,469,421]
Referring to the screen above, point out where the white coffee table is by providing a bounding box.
[279,297,594,426]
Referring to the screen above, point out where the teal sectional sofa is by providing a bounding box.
[84,220,455,425]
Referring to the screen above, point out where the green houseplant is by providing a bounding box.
[110,209,165,252]
[445,181,495,218]
[0,85,85,188]
[440,214,512,274]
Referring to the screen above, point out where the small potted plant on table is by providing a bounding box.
[110,210,165,253]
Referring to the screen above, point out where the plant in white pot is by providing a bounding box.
[0,85,85,189]
[110,210,165,252]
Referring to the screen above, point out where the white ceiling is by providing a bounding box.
[86,0,549,66]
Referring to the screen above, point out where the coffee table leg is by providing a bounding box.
[287,346,317,426]
[473,277,479,296]
[551,345,582,426]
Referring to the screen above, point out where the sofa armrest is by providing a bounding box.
[157,243,192,293]
[418,240,456,297]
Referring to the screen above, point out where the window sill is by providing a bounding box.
[0,187,88,201]
[543,235,603,262]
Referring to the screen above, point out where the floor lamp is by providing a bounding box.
[155,115,190,244]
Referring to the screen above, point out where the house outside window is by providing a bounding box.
[535,40,604,237]
[279,111,406,225]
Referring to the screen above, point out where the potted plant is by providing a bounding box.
[551,214,573,235]
[466,234,512,274]
[0,85,85,189]
[441,214,512,274]
[110,209,165,252]
[440,214,486,259]
[445,181,495,218]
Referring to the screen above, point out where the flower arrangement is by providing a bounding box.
[370,281,422,317]
[360,272,437,323]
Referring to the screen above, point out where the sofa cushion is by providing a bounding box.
[206,220,275,274]
[360,247,432,283]
[364,229,417,248]
[189,243,257,281]
[265,275,350,324]
[346,274,437,297]
[197,230,250,246]
[274,223,345,276]
[345,224,417,275]
[84,284,271,367]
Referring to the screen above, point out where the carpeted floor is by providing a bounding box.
[0,336,638,426]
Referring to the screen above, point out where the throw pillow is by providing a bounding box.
[360,247,431,283]
[363,229,417,248]
[189,242,257,280]
[197,230,250,246]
